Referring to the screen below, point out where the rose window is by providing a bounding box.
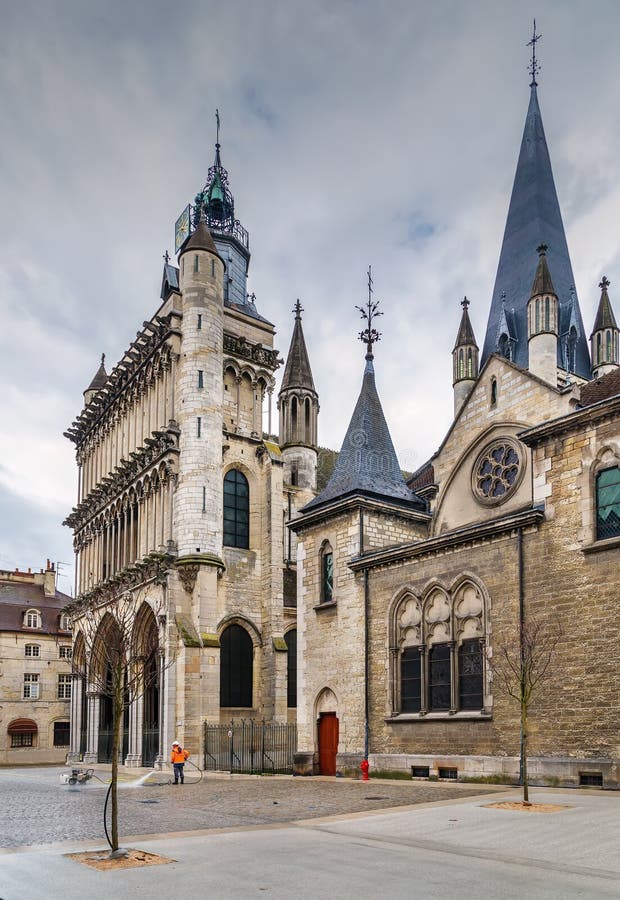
[472,441,522,504]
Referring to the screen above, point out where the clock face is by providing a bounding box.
[174,205,191,253]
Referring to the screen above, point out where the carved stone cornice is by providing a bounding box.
[64,315,181,447]
[66,551,176,615]
[223,332,281,371]
[64,426,179,532]
[175,552,226,594]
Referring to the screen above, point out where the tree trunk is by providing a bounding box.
[521,698,529,804]
[110,675,123,851]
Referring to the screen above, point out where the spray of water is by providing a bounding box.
[127,771,154,788]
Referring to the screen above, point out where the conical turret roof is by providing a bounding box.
[182,217,220,256]
[530,244,557,297]
[84,354,107,395]
[591,277,618,335]
[303,356,424,512]
[481,85,590,379]
[453,298,478,350]
[280,303,316,393]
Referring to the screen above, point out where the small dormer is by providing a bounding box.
[24,609,41,629]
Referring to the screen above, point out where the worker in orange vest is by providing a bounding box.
[170,740,189,784]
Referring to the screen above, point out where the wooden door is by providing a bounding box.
[318,712,338,775]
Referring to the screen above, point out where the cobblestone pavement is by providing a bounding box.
[0,766,506,848]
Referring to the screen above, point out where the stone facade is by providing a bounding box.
[64,150,312,767]
[0,563,72,764]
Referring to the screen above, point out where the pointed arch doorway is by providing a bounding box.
[316,688,339,776]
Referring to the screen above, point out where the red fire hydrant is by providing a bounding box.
[360,759,370,782]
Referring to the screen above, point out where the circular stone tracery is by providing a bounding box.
[472,440,523,504]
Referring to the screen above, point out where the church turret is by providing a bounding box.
[481,26,591,380]
[452,297,479,417]
[591,276,619,378]
[175,215,226,558]
[83,353,107,406]
[278,299,318,489]
[527,244,559,384]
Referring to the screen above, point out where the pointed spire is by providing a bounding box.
[280,300,316,393]
[303,298,424,512]
[530,243,557,297]
[84,353,108,398]
[592,276,618,334]
[214,108,222,168]
[481,51,591,379]
[182,212,220,257]
[453,296,478,350]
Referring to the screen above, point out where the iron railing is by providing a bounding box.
[203,720,297,774]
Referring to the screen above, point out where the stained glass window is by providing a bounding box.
[458,641,483,710]
[401,647,421,712]
[224,469,249,548]
[322,547,334,604]
[596,467,620,540]
[428,644,451,711]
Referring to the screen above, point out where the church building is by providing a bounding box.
[292,59,620,787]
[64,129,317,765]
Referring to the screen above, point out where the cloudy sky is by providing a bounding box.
[2,0,620,593]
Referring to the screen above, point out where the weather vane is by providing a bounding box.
[293,298,304,318]
[356,265,383,359]
[527,19,541,87]
[216,108,221,146]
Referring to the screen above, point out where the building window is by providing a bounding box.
[58,674,72,700]
[320,542,334,604]
[285,629,297,708]
[458,640,484,709]
[53,721,70,747]
[11,732,34,748]
[428,644,451,711]
[223,469,250,548]
[198,370,204,389]
[24,644,40,658]
[23,673,40,699]
[59,613,71,632]
[197,314,202,330]
[220,624,253,707]
[197,416,202,437]
[59,645,72,659]
[490,377,497,406]
[401,647,421,712]
[596,467,620,540]
[392,583,487,717]
[25,609,41,629]
[211,259,215,276]
[472,439,523,506]
[194,254,199,273]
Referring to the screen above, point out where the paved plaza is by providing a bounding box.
[0,767,619,899]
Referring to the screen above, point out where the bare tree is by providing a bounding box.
[67,572,172,854]
[491,616,563,803]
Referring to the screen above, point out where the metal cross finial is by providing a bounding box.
[163,250,170,265]
[461,296,470,311]
[599,276,610,291]
[293,298,304,319]
[216,108,221,146]
[356,265,383,359]
[101,353,105,366]
[527,19,542,87]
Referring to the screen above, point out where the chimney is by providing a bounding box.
[43,561,56,597]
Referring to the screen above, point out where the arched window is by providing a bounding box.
[596,333,602,366]
[606,330,612,363]
[458,349,464,380]
[490,377,497,407]
[223,469,249,548]
[320,542,334,604]
[284,629,297,708]
[25,609,41,629]
[291,396,298,442]
[466,348,473,378]
[305,398,311,442]
[59,613,71,632]
[220,624,253,707]
[596,467,620,540]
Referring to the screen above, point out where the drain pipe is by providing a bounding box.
[518,526,525,786]
[361,508,370,781]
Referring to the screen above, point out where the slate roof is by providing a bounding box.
[85,356,108,393]
[224,296,274,327]
[481,85,591,379]
[281,309,316,392]
[453,303,478,350]
[0,579,72,634]
[580,368,620,406]
[303,357,425,512]
[160,263,179,300]
[591,280,618,334]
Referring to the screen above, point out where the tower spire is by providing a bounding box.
[214,108,222,168]
[481,54,591,380]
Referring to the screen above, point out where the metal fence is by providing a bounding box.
[203,720,297,774]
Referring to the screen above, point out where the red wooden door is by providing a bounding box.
[318,712,339,775]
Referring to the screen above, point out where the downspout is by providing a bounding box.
[517,526,524,786]
[287,491,292,566]
[361,507,370,769]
